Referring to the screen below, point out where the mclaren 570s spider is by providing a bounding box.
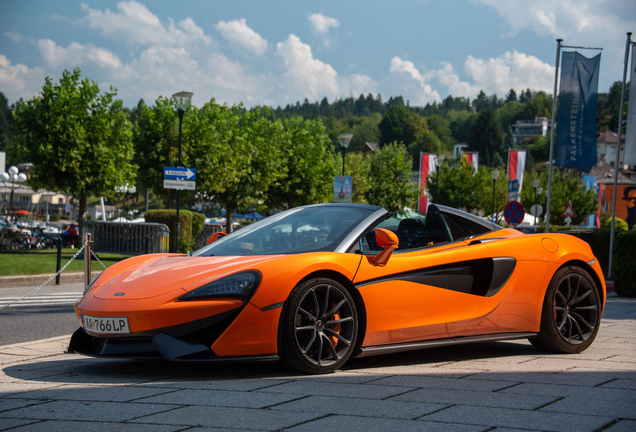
[70,203,605,374]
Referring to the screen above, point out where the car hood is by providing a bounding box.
[93,255,282,300]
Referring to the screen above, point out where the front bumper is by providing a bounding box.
[70,303,282,363]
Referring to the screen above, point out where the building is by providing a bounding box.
[596,130,627,167]
[511,117,549,146]
[0,184,68,218]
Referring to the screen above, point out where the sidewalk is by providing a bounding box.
[1,293,634,432]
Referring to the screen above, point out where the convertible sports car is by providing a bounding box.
[70,203,605,374]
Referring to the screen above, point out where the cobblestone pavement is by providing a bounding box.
[1,293,634,432]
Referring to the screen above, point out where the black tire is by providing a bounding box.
[281,278,358,374]
[530,266,601,354]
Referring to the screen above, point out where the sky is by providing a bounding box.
[1,0,635,110]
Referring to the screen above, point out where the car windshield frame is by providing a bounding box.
[193,205,377,257]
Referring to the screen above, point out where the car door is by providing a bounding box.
[352,208,496,347]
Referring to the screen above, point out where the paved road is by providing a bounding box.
[0,294,634,432]
[0,282,82,346]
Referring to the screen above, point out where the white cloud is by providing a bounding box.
[474,0,636,85]
[308,13,340,34]
[277,35,340,100]
[80,1,211,46]
[5,32,23,42]
[389,57,442,105]
[0,55,47,102]
[38,39,122,70]
[308,13,340,47]
[389,51,554,103]
[216,18,268,56]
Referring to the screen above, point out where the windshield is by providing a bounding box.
[193,205,373,256]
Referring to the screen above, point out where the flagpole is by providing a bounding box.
[546,39,562,233]
[608,32,633,279]
[418,151,423,214]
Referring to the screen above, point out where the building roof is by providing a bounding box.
[588,158,635,185]
[597,130,626,144]
[363,142,379,152]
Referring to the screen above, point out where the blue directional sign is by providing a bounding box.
[508,179,518,193]
[164,167,196,180]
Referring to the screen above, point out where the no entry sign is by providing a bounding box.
[504,201,525,226]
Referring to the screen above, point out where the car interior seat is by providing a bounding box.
[424,205,453,244]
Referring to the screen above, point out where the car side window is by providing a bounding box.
[360,208,454,253]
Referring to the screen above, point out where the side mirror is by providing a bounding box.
[207,232,227,244]
[370,228,399,266]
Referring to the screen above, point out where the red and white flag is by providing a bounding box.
[507,149,527,201]
[418,153,437,214]
[462,151,478,173]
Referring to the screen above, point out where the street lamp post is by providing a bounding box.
[435,155,445,203]
[532,179,541,225]
[1,166,27,224]
[338,134,353,176]
[172,91,193,253]
[491,170,500,224]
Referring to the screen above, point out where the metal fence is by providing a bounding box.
[193,224,224,251]
[84,221,170,255]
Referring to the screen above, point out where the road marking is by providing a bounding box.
[0,293,82,307]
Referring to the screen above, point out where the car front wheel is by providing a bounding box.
[281,278,358,374]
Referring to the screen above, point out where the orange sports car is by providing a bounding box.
[70,203,605,374]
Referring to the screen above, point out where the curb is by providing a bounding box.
[0,272,87,288]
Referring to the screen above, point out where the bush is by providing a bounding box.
[50,214,61,221]
[612,231,636,297]
[145,209,193,253]
[571,230,611,276]
[191,212,206,239]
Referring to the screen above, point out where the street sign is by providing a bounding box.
[508,180,519,193]
[561,203,576,218]
[163,179,195,190]
[530,204,543,217]
[164,167,196,180]
[504,201,525,226]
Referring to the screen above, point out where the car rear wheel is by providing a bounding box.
[281,278,357,374]
[530,266,601,354]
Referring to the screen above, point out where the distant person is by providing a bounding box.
[622,187,636,230]
[67,224,77,246]
[60,224,68,246]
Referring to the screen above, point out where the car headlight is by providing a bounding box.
[177,271,261,301]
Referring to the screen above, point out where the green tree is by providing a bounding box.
[505,89,518,103]
[198,104,286,232]
[378,105,411,146]
[469,109,503,166]
[266,117,337,209]
[366,143,419,210]
[12,69,136,238]
[0,92,16,166]
[345,152,372,204]
[520,169,597,226]
[426,114,455,151]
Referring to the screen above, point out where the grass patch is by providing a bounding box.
[0,249,132,276]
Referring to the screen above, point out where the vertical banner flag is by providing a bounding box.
[582,175,596,228]
[418,153,437,214]
[507,149,526,202]
[624,45,636,166]
[556,52,601,169]
[462,151,478,173]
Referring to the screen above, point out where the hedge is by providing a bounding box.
[612,231,636,297]
[145,209,197,253]
[571,229,636,297]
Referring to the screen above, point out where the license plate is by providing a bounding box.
[82,315,130,334]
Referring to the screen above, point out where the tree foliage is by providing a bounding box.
[469,109,503,166]
[366,143,419,211]
[12,68,136,236]
[265,117,337,209]
[379,105,412,146]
